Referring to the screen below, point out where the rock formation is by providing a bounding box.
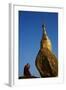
[24,63,32,78]
[35,24,58,77]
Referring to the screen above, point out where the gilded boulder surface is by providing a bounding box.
[35,24,58,77]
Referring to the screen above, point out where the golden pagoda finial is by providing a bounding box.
[42,24,47,35]
[41,24,52,51]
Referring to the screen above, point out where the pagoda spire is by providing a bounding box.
[42,24,47,36]
[41,24,52,51]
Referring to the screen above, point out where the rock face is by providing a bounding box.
[35,24,58,77]
[19,63,39,79]
[24,63,31,78]
[35,48,58,77]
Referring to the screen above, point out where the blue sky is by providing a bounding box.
[19,11,58,77]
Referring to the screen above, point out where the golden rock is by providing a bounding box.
[35,24,58,77]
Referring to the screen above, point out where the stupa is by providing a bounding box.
[35,24,58,77]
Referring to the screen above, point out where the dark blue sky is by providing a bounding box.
[19,11,58,77]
